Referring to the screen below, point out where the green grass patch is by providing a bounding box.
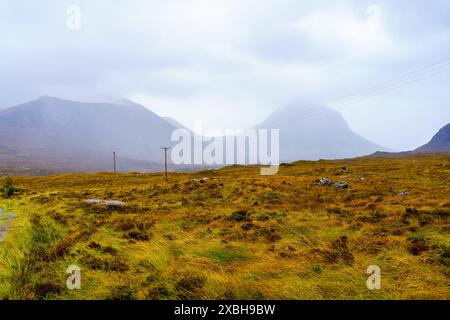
[203,247,250,265]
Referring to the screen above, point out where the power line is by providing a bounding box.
[328,60,450,108]
[327,57,450,107]
[265,57,450,126]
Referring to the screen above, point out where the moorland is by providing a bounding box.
[0,154,449,300]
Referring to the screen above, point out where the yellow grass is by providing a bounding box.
[0,154,449,300]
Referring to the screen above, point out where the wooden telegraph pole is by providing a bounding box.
[113,151,117,173]
[161,147,170,181]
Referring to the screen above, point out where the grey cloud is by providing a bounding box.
[0,0,449,150]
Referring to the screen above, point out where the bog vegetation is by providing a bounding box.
[0,154,449,300]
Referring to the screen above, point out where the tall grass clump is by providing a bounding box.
[2,177,15,198]
[0,212,64,299]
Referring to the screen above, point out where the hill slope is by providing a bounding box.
[368,122,450,158]
[162,117,189,130]
[415,123,450,153]
[0,96,177,172]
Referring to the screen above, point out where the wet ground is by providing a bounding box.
[0,208,14,241]
[85,199,125,206]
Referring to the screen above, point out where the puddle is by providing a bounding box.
[0,209,15,242]
[103,200,125,206]
[85,199,125,206]
[85,199,103,204]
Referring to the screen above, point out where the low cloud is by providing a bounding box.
[0,0,449,150]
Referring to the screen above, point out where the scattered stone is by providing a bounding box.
[317,178,349,189]
[333,182,349,189]
[318,178,333,186]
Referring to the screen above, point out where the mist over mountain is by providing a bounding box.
[0,96,395,173]
[255,103,388,161]
[0,96,177,173]
[162,117,189,130]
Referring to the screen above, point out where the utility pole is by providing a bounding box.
[161,147,170,181]
[113,151,116,173]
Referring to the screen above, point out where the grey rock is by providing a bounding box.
[318,178,349,189]
[318,178,333,186]
[333,182,349,189]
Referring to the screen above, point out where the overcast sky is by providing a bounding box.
[1,0,449,151]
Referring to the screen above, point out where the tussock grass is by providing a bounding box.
[0,154,449,299]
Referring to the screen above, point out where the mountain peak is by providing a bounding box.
[117,97,139,106]
[37,95,61,101]
[257,102,347,130]
[253,102,386,161]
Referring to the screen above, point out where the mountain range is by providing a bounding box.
[0,96,175,173]
[0,96,447,174]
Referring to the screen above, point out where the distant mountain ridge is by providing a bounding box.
[0,96,393,173]
[0,96,177,172]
